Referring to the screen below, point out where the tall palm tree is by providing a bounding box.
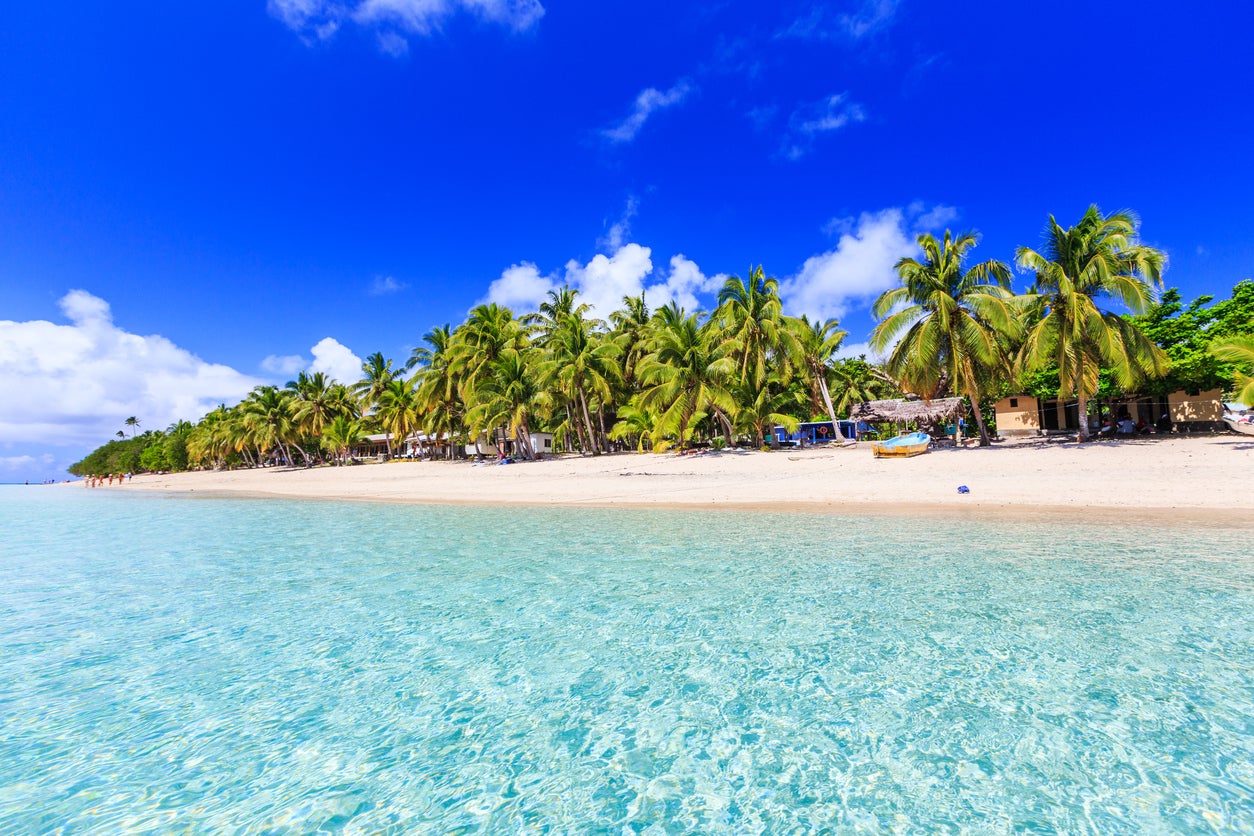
[871,230,1018,446]
[239,386,302,465]
[124,416,140,437]
[715,266,797,384]
[637,312,736,448]
[1016,207,1169,441]
[1210,336,1254,406]
[608,292,652,389]
[788,314,851,441]
[537,312,621,454]
[374,379,419,457]
[288,371,357,446]
[466,348,546,459]
[353,352,397,411]
[451,303,526,402]
[411,325,463,459]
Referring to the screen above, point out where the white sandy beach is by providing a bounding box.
[104,435,1253,528]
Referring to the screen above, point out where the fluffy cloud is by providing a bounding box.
[782,93,867,160]
[644,255,723,313]
[269,0,544,50]
[309,337,364,384]
[602,80,694,144]
[780,208,919,321]
[0,291,259,447]
[261,338,364,385]
[483,247,722,320]
[483,262,559,312]
[261,353,307,375]
[561,244,656,317]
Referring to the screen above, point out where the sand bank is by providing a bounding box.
[102,435,1254,528]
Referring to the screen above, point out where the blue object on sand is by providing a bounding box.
[957,485,970,494]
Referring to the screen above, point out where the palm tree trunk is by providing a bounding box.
[819,375,848,441]
[578,388,600,454]
[967,390,991,447]
[1075,358,1091,442]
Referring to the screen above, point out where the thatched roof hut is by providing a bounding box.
[848,396,966,424]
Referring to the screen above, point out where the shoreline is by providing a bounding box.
[85,435,1254,530]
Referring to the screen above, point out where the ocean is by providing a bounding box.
[1,486,1251,832]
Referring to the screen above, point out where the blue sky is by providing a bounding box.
[2,0,1253,480]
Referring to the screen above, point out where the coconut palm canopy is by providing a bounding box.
[848,397,966,425]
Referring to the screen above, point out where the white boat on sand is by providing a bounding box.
[1222,403,1254,436]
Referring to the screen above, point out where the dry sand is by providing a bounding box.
[105,434,1254,529]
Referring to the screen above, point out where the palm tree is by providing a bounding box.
[788,315,851,441]
[466,348,546,459]
[451,304,525,400]
[608,403,657,452]
[732,370,800,447]
[288,371,357,449]
[871,230,1018,446]
[239,386,302,466]
[1016,207,1169,440]
[124,416,140,437]
[323,415,366,465]
[353,352,397,411]
[374,379,419,457]
[411,325,463,459]
[637,312,736,448]
[609,292,652,386]
[715,266,797,384]
[537,312,621,454]
[1211,336,1254,406]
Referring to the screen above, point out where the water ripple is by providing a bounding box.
[1,488,1252,833]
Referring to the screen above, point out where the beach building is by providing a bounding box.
[848,397,967,439]
[992,390,1224,436]
[772,420,867,445]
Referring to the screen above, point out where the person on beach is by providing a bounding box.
[1156,413,1173,434]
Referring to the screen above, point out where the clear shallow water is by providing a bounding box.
[1,488,1252,834]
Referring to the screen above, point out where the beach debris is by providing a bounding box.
[957,485,970,494]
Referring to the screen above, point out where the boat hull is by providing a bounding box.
[872,432,931,458]
[1223,416,1254,436]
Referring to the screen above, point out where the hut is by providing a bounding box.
[992,389,1224,436]
[848,397,967,438]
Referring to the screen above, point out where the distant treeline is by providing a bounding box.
[69,208,1254,476]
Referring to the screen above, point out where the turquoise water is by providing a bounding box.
[1,488,1252,833]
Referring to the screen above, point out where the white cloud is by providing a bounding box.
[781,208,920,321]
[308,337,364,385]
[912,203,959,232]
[369,275,407,295]
[561,244,656,319]
[483,246,723,321]
[261,354,307,375]
[0,290,259,447]
[783,93,866,160]
[602,80,694,144]
[483,261,560,312]
[269,0,543,51]
[643,255,723,314]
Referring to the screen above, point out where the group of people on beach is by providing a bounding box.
[1095,410,1172,437]
[84,473,131,487]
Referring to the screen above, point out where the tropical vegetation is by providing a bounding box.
[68,206,1254,476]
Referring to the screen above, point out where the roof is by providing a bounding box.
[848,396,966,424]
